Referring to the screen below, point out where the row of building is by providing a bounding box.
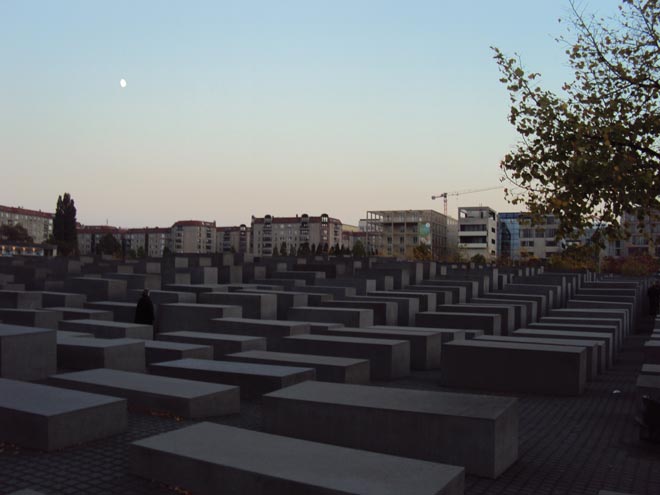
[0,203,650,260]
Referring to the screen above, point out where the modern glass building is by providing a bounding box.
[497,212,522,260]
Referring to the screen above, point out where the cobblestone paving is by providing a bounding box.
[1,325,659,495]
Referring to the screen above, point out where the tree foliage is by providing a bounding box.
[413,243,433,261]
[470,254,487,264]
[97,233,121,256]
[96,232,121,256]
[0,224,33,243]
[52,193,78,256]
[494,0,660,244]
[352,240,366,257]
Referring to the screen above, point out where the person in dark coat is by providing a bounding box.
[648,281,660,317]
[134,289,155,325]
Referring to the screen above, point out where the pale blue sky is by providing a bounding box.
[1,1,620,227]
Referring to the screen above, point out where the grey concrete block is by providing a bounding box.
[319,300,398,326]
[84,301,137,323]
[64,277,127,302]
[39,291,87,308]
[210,317,310,350]
[48,368,239,419]
[144,340,214,364]
[239,289,311,319]
[644,340,660,364]
[130,422,465,495]
[225,350,370,384]
[514,328,614,368]
[476,335,602,378]
[281,334,410,380]
[150,358,315,399]
[47,307,113,321]
[0,308,61,329]
[312,326,444,370]
[158,331,266,358]
[263,381,518,478]
[640,363,660,376]
[0,324,56,380]
[440,340,587,396]
[0,290,42,309]
[0,378,126,451]
[416,311,502,336]
[158,303,243,333]
[287,306,373,328]
[57,336,146,372]
[198,292,277,320]
[58,319,153,339]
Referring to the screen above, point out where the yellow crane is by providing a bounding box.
[431,186,503,216]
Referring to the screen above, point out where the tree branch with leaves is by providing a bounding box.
[494,0,660,246]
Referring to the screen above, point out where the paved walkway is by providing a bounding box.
[1,323,659,495]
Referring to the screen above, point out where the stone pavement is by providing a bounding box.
[1,325,659,495]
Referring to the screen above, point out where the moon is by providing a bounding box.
[119,78,127,88]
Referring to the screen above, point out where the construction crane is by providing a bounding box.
[431,186,503,216]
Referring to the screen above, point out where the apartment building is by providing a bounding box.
[497,212,564,260]
[251,213,342,256]
[125,227,171,258]
[171,220,216,254]
[457,206,497,261]
[341,224,366,252]
[364,209,457,260]
[77,225,124,255]
[0,205,54,244]
[620,210,660,257]
[216,224,250,253]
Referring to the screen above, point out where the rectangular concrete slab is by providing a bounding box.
[158,331,266,358]
[0,324,56,380]
[225,350,370,384]
[84,301,138,323]
[158,303,243,333]
[58,319,153,339]
[311,326,444,370]
[475,335,602,378]
[39,291,87,308]
[0,290,43,309]
[144,340,214,364]
[416,311,502,335]
[319,300,398,326]
[64,277,127,302]
[198,292,277,320]
[130,422,465,495]
[288,306,374,328]
[281,334,410,380]
[514,328,614,368]
[47,307,113,321]
[210,317,310,350]
[0,378,126,451]
[440,340,587,396]
[48,368,239,419]
[0,308,61,329]
[263,381,518,478]
[644,340,660,364]
[57,336,146,372]
[149,358,315,399]
[640,364,660,376]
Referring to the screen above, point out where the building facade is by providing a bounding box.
[0,205,53,244]
[365,209,457,260]
[125,227,171,258]
[497,212,564,261]
[216,225,251,253]
[618,210,660,257]
[250,213,342,256]
[171,220,217,254]
[457,206,497,261]
[77,225,124,255]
